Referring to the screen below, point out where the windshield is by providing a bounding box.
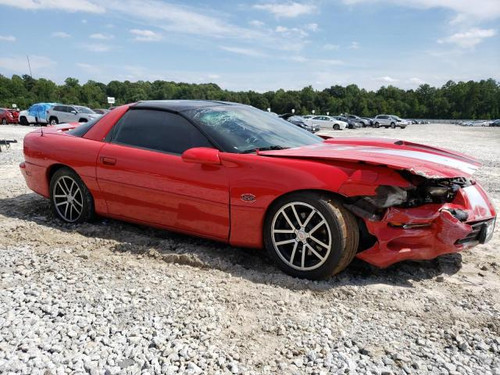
[186,105,322,153]
[75,106,95,114]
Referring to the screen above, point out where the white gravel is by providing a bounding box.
[0,124,499,375]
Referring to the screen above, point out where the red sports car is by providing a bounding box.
[20,101,496,279]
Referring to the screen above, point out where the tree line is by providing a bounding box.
[0,74,499,119]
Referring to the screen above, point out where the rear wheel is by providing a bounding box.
[1,119,6,125]
[374,122,380,128]
[333,124,340,130]
[264,192,359,279]
[50,168,94,223]
[78,118,88,123]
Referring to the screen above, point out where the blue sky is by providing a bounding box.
[0,0,499,92]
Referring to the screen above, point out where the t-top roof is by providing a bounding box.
[131,100,238,113]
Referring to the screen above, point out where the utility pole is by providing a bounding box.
[26,55,33,78]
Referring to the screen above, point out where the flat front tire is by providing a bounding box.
[264,192,359,279]
[50,167,94,223]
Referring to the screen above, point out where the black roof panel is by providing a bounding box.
[131,100,238,113]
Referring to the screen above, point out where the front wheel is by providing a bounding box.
[19,116,28,126]
[1,119,6,125]
[264,193,359,279]
[50,167,95,223]
[390,122,396,128]
[49,117,58,125]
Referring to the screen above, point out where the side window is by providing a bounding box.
[110,109,213,155]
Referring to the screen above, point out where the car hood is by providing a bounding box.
[259,137,480,178]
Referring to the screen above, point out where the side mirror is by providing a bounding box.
[71,110,77,114]
[182,147,221,165]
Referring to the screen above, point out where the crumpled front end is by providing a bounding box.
[354,182,496,268]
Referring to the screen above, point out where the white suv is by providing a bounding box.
[47,105,102,125]
[373,115,409,129]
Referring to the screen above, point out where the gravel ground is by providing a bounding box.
[0,124,499,375]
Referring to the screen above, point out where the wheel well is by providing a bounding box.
[46,164,74,186]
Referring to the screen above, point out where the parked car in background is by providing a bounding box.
[346,114,369,127]
[93,109,110,115]
[0,108,18,124]
[286,116,320,133]
[490,119,500,127]
[336,115,362,129]
[373,115,409,128]
[47,105,102,125]
[306,115,347,130]
[361,117,374,127]
[19,103,57,125]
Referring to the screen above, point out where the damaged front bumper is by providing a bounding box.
[356,184,496,268]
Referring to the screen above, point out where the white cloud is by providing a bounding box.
[90,33,114,40]
[220,46,266,57]
[290,56,344,65]
[375,76,399,83]
[323,43,340,50]
[409,77,426,85]
[438,28,496,48]
[249,20,265,27]
[81,43,112,52]
[51,31,71,38]
[253,2,316,18]
[0,0,104,13]
[129,29,162,42]
[0,55,56,74]
[208,74,221,79]
[349,41,360,49]
[305,23,319,32]
[0,35,16,42]
[342,0,500,23]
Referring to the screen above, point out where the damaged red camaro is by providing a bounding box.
[20,101,496,279]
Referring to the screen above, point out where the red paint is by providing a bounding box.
[20,104,497,270]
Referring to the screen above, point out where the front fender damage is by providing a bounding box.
[347,181,496,268]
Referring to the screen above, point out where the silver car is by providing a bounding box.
[373,115,409,129]
[47,105,102,125]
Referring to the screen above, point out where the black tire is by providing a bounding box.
[1,119,6,125]
[49,117,58,125]
[79,118,88,123]
[333,124,340,130]
[49,167,94,223]
[374,122,380,128]
[264,192,359,280]
[390,122,396,128]
[20,116,28,126]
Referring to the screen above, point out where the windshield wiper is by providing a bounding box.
[240,145,290,154]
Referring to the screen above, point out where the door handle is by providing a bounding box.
[101,157,116,166]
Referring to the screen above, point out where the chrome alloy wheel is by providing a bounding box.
[271,202,332,271]
[52,176,84,222]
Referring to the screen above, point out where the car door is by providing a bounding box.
[95,108,230,241]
